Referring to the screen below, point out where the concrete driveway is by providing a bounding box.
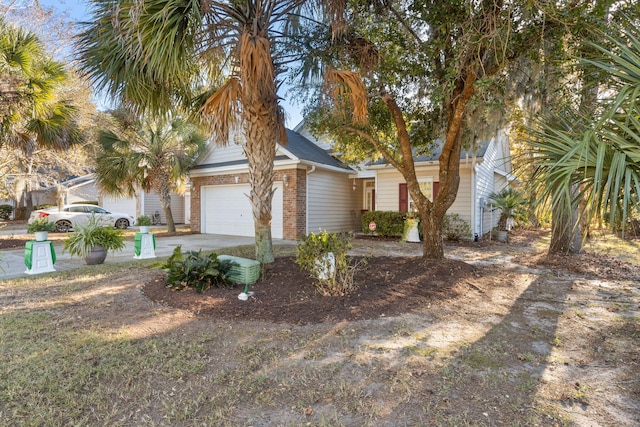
[0,233,296,280]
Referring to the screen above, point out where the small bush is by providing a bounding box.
[361,211,405,237]
[136,215,152,226]
[442,213,472,241]
[296,230,360,296]
[27,218,57,233]
[0,204,12,220]
[157,246,236,293]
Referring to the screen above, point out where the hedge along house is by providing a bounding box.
[364,129,515,238]
[189,129,358,240]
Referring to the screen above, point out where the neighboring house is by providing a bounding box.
[189,125,514,240]
[31,174,189,225]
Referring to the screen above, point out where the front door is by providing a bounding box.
[364,180,375,211]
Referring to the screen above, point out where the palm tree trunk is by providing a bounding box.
[549,185,582,255]
[243,117,277,264]
[239,33,281,264]
[159,188,176,232]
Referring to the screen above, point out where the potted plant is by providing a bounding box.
[27,217,57,241]
[488,187,525,242]
[63,215,126,265]
[137,215,152,233]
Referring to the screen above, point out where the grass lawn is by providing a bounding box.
[1,231,638,426]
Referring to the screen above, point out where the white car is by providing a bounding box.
[28,204,136,233]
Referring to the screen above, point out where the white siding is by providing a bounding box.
[452,167,473,226]
[143,192,185,224]
[67,185,98,204]
[474,131,511,236]
[307,170,360,233]
[198,142,246,166]
[375,165,474,233]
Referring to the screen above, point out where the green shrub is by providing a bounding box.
[157,246,236,293]
[442,213,472,241]
[27,217,57,233]
[72,201,99,205]
[136,215,152,226]
[296,230,360,296]
[0,204,12,220]
[361,211,405,237]
[63,215,126,258]
[361,210,472,241]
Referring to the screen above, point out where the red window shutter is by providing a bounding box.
[433,181,440,199]
[372,189,376,211]
[399,183,408,211]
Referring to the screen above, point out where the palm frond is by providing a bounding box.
[200,77,242,144]
[324,67,368,124]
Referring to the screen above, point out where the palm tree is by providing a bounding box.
[76,0,342,263]
[488,187,526,231]
[528,22,640,254]
[1,19,84,214]
[95,110,206,232]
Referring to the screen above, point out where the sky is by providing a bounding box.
[36,0,304,128]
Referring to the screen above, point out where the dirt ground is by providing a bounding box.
[1,226,639,425]
[143,231,640,325]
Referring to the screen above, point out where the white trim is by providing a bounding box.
[408,177,434,211]
[494,168,517,181]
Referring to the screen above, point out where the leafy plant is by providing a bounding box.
[442,214,472,241]
[157,246,236,293]
[63,215,125,258]
[361,211,405,237]
[0,204,12,220]
[489,187,527,230]
[296,230,359,296]
[136,215,152,226]
[27,218,57,233]
[362,211,472,241]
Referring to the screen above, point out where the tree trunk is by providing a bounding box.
[239,32,282,264]
[243,116,277,264]
[377,71,474,260]
[159,188,176,232]
[418,69,475,259]
[548,186,582,255]
[421,210,445,258]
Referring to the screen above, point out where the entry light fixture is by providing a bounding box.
[283,174,289,187]
[352,179,356,191]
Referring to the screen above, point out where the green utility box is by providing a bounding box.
[218,255,261,285]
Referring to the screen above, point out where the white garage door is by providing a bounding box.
[101,195,136,218]
[201,183,283,238]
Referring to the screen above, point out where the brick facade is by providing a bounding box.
[190,168,306,240]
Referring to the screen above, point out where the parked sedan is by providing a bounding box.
[28,204,136,233]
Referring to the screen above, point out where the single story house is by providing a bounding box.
[189,124,514,240]
[189,129,357,239]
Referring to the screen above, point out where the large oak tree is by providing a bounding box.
[299,0,610,259]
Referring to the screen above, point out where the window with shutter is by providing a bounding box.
[399,183,408,211]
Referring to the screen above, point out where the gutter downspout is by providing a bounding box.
[472,159,478,240]
[305,166,316,235]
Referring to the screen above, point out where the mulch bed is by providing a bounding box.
[142,256,478,325]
